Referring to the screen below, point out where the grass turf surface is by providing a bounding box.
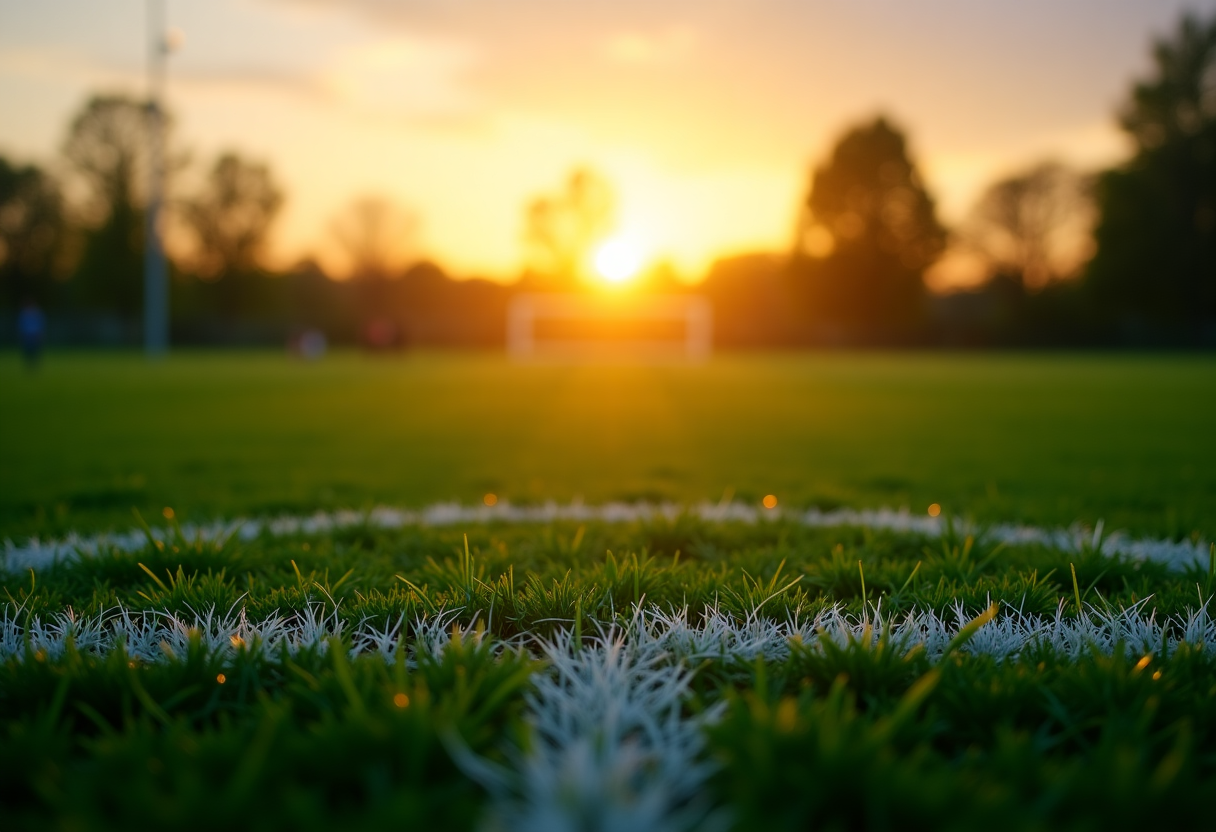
[2,351,1215,539]
[3,519,1216,830]
[3,351,1216,829]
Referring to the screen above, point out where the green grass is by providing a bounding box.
[2,624,535,830]
[3,518,1209,632]
[3,350,1216,829]
[2,351,1215,539]
[3,519,1216,830]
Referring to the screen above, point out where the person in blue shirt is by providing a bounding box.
[17,299,45,369]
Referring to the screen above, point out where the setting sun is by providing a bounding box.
[594,237,644,284]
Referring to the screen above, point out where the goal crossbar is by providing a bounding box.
[507,293,712,361]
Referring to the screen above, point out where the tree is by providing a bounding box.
[0,157,65,308]
[331,195,416,281]
[61,94,156,315]
[794,116,946,335]
[523,167,615,287]
[62,94,150,224]
[182,152,283,281]
[330,195,417,346]
[964,161,1092,290]
[1086,12,1216,340]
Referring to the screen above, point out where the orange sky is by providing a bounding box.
[1,0,1210,287]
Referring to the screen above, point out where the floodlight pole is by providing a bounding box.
[144,0,169,357]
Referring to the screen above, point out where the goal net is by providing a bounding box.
[507,293,712,361]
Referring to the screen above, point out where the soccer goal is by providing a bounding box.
[507,293,713,361]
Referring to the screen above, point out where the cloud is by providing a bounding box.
[0,31,482,125]
[0,47,139,89]
[603,27,699,66]
[317,35,480,118]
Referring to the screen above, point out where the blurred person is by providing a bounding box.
[17,298,45,368]
[288,328,327,360]
[299,329,327,360]
[363,317,400,351]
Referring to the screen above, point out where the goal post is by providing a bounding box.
[507,293,712,361]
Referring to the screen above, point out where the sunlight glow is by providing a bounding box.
[594,237,644,283]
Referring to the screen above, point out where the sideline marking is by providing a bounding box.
[3,501,1209,573]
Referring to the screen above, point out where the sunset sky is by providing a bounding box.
[2,0,1213,286]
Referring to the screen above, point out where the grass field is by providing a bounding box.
[2,351,1215,539]
[4,517,1215,830]
[2,350,1215,830]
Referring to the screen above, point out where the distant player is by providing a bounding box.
[17,299,46,369]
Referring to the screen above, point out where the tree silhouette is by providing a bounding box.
[61,94,158,315]
[182,152,283,282]
[795,117,945,336]
[964,161,1092,291]
[330,195,417,346]
[1086,12,1216,340]
[0,157,65,308]
[331,195,416,281]
[523,167,615,287]
[62,94,151,225]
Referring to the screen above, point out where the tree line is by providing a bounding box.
[1,10,1212,348]
[708,10,1214,347]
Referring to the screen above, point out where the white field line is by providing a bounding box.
[2,501,1211,573]
[3,598,1213,667]
[456,627,729,832]
[4,600,1213,832]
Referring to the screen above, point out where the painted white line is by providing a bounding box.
[459,626,727,832]
[2,502,1210,573]
[3,598,1212,666]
